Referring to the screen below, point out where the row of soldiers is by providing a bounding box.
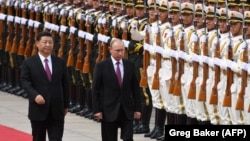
[1,0,250,141]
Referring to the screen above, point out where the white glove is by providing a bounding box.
[185,54,192,63]
[167,29,173,38]
[190,33,198,42]
[122,40,129,48]
[208,57,214,68]
[192,54,200,62]
[200,35,207,43]
[155,46,164,55]
[144,43,150,51]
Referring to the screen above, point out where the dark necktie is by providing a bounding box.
[44,58,51,81]
[116,61,122,87]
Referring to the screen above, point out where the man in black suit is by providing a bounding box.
[92,38,141,141]
[20,31,69,141]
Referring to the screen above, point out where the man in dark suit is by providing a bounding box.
[92,38,141,141]
[20,31,69,141]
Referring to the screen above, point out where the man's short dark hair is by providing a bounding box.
[36,31,53,41]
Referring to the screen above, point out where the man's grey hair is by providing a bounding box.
[109,38,125,48]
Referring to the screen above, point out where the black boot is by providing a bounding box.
[151,109,166,139]
[144,107,158,137]
[134,104,152,134]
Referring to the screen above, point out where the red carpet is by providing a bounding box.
[0,124,32,141]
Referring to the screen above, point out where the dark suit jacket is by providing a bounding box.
[92,57,141,122]
[21,55,69,121]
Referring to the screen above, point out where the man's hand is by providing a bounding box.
[94,112,103,121]
[64,108,68,116]
[35,95,45,105]
[134,112,141,120]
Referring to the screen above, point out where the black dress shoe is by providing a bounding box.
[21,93,28,98]
[150,128,164,139]
[1,84,13,92]
[68,105,82,113]
[144,126,158,137]
[15,89,25,96]
[156,135,165,141]
[133,124,149,134]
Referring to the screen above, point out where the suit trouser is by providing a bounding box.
[30,112,64,141]
[101,106,133,141]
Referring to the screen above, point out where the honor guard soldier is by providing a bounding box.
[221,10,244,124]
[125,0,149,135]
[57,0,74,61]
[228,10,246,125]
[147,0,169,139]
[171,2,194,125]
[233,7,250,125]
[216,7,232,125]
[2,0,15,92]
[163,0,182,126]
[0,0,7,89]
[205,5,221,125]
[67,0,85,114]
[0,0,8,89]
[7,0,22,95]
[243,10,250,125]
[80,0,96,119]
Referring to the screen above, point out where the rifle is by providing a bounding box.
[187,30,199,99]
[223,2,233,107]
[198,1,208,102]
[82,15,92,73]
[95,15,104,63]
[66,12,77,67]
[5,1,15,53]
[140,24,150,87]
[236,0,247,110]
[24,4,35,57]
[168,16,177,94]
[10,1,21,54]
[209,36,220,104]
[0,1,6,50]
[18,3,28,56]
[102,17,109,60]
[173,4,184,96]
[210,1,220,105]
[58,9,68,59]
[121,0,128,59]
[31,5,43,56]
[75,14,85,71]
[151,2,161,90]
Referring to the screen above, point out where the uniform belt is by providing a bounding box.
[128,51,140,54]
[162,58,170,60]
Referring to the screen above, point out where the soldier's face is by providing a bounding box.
[195,15,203,28]
[170,11,180,25]
[126,6,135,17]
[206,17,216,31]
[93,0,99,9]
[229,6,239,11]
[148,8,155,20]
[158,10,168,23]
[181,13,193,27]
[116,4,123,15]
[239,7,250,14]
[230,22,242,36]
[135,8,144,19]
[219,19,227,33]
